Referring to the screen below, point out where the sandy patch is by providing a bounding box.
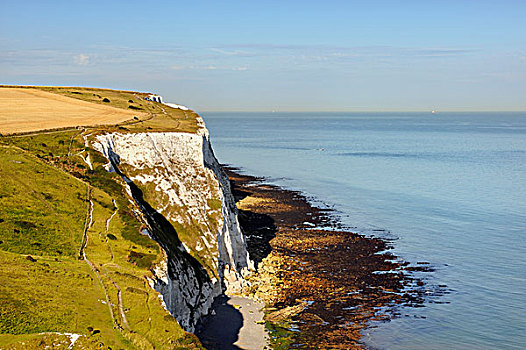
[0,88,145,134]
[231,297,268,350]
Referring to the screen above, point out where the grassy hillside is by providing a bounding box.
[0,88,207,349]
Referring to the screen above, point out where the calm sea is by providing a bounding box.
[202,111,526,350]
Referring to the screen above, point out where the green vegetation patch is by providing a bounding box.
[119,208,158,250]
[0,332,108,350]
[0,146,87,256]
[266,320,297,350]
[0,251,109,335]
[4,130,80,158]
[127,250,157,269]
[172,221,218,280]
[207,198,221,211]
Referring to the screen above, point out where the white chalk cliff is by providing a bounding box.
[92,115,253,332]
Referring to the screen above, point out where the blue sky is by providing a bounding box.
[1,0,525,111]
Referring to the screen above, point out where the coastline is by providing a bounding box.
[222,166,430,349]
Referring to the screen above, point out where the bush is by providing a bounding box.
[102,98,110,103]
[127,250,156,268]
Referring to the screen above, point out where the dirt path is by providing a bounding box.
[78,187,93,259]
[104,200,118,261]
[78,190,120,330]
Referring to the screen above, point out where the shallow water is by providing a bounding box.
[202,111,526,350]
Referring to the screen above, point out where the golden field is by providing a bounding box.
[0,88,146,134]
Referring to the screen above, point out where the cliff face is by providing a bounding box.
[92,117,253,332]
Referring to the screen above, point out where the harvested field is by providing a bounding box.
[0,88,146,134]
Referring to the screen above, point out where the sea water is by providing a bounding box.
[202,112,526,350]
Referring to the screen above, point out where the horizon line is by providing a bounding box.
[197,109,526,113]
[3,85,524,114]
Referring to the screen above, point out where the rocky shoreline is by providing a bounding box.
[225,167,433,350]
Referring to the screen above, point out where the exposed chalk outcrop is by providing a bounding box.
[163,102,189,110]
[91,115,253,331]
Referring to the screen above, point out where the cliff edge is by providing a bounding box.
[0,86,254,349]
